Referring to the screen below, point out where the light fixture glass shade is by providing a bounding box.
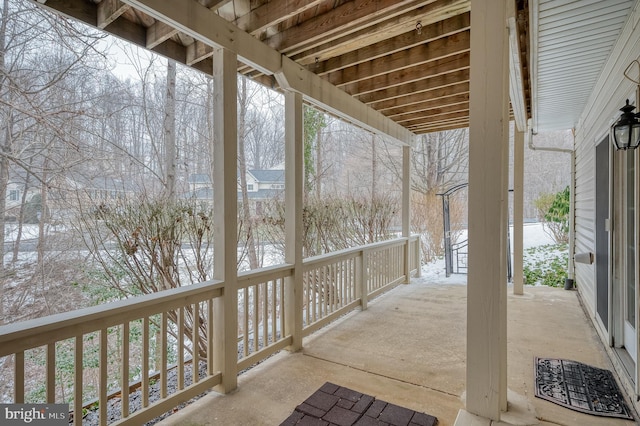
[612,100,640,150]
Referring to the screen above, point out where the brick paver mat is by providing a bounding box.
[280,382,438,426]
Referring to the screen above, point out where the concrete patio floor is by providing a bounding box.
[158,278,638,426]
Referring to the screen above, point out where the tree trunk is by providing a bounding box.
[163,59,177,200]
[238,77,258,269]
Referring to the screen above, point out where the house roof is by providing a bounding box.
[249,169,285,183]
[32,0,637,136]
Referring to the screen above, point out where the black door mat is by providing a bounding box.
[280,382,438,426]
[534,357,634,420]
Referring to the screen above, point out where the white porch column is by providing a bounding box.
[402,145,412,282]
[465,0,509,421]
[513,129,525,295]
[212,47,238,393]
[284,90,304,351]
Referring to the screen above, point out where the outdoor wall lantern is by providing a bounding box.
[612,99,640,150]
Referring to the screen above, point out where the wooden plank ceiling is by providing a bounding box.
[36,0,531,135]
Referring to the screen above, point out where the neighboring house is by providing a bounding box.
[5,175,39,222]
[185,170,285,210]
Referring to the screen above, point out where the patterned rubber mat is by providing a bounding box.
[280,382,438,426]
[535,357,633,420]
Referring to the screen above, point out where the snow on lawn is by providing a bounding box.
[419,222,558,285]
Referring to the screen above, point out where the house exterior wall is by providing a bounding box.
[573,1,640,403]
[574,4,640,320]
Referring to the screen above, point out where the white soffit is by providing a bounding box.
[533,0,635,131]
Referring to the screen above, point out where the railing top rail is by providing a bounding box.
[237,263,294,288]
[302,237,412,268]
[0,279,224,357]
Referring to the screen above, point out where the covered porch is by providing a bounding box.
[5,0,640,425]
[157,279,635,426]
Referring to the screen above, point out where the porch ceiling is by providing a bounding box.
[35,0,525,136]
[34,0,634,136]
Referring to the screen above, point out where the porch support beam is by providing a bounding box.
[464,0,509,421]
[284,90,304,351]
[513,129,525,295]
[402,145,411,283]
[212,47,238,394]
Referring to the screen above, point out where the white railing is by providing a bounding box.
[0,236,420,425]
[236,264,294,371]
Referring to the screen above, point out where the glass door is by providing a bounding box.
[623,150,637,363]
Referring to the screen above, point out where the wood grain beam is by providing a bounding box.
[411,120,469,133]
[146,21,179,49]
[397,110,469,128]
[289,0,469,64]
[265,0,435,55]
[234,0,325,35]
[358,68,469,105]
[186,40,213,65]
[341,51,469,97]
[313,12,470,75]
[373,81,469,112]
[392,102,469,124]
[328,33,469,88]
[384,92,469,118]
[97,0,130,29]
[198,0,233,10]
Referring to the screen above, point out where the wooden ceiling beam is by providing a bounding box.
[358,68,469,105]
[341,52,469,96]
[289,0,469,64]
[328,33,469,88]
[234,0,325,35]
[265,0,435,54]
[198,0,233,10]
[384,92,469,118]
[411,121,469,133]
[97,0,130,29]
[409,116,469,128]
[373,81,469,111]
[402,110,469,127]
[393,102,469,124]
[186,40,213,65]
[313,12,470,75]
[146,21,179,49]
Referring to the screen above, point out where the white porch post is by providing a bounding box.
[513,129,525,295]
[212,47,238,393]
[402,145,412,282]
[464,0,509,421]
[284,90,304,351]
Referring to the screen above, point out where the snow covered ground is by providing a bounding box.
[420,222,558,285]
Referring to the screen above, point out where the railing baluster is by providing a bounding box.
[207,299,214,376]
[178,307,184,391]
[243,287,249,357]
[280,278,285,339]
[271,280,277,342]
[161,312,168,399]
[122,322,130,418]
[74,335,82,426]
[253,284,259,354]
[46,343,55,403]
[263,282,268,348]
[14,351,24,403]
[193,302,200,384]
[100,329,107,426]
[142,317,149,408]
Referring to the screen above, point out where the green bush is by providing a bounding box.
[523,244,569,287]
